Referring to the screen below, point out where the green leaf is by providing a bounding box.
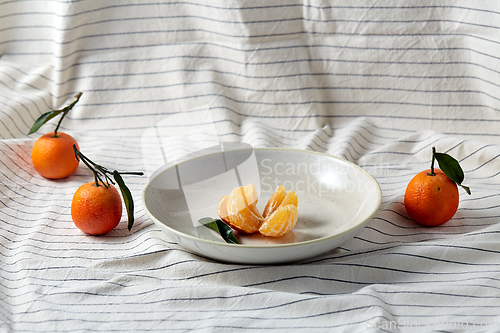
[28,92,83,136]
[27,110,65,135]
[434,153,464,184]
[434,152,471,195]
[199,217,239,244]
[113,170,135,231]
[460,184,471,195]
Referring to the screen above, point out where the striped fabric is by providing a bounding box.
[1,1,500,331]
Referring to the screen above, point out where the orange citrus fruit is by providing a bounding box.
[71,181,123,235]
[218,184,299,237]
[31,132,79,179]
[404,168,459,226]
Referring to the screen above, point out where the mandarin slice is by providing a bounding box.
[231,184,263,218]
[262,185,286,218]
[225,185,263,233]
[259,187,299,237]
[259,204,298,237]
[218,192,262,227]
[280,190,298,208]
[217,195,230,224]
[241,184,259,207]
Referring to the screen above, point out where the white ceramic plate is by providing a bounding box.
[142,145,382,264]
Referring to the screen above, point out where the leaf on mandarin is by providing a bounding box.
[28,110,65,135]
[434,152,471,195]
[113,170,135,231]
[27,92,83,135]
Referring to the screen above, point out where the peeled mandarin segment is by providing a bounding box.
[230,184,257,205]
[248,203,262,220]
[280,190,298,208]
[259,204,298,237]
[217,195,230,224]
[226,190,262,233]
[230,184,262,219]
[242,184,258,207]
[262,185,286,218]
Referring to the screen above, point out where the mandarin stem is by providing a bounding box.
[72,145,143,187]
[73,145,104,186]
[54,92,83,138]
[430,146,436,176]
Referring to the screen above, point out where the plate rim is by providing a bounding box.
[141,147,382,249]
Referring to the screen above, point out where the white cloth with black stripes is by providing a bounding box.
[1,1,500,332]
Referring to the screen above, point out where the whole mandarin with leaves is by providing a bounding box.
[71,181,123,235]
[404,168,459,226]
[71,146,143,235]
[404,147,470,226]
[31,132,79,179]
[28,92,83,179]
